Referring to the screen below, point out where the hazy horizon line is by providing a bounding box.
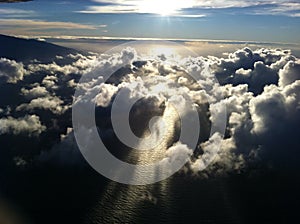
[2,33,299,46]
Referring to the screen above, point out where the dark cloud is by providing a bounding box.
[0,0,32,3]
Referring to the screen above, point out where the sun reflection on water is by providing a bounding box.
[86,103,179,223]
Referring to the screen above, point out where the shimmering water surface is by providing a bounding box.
[85,105,242,224]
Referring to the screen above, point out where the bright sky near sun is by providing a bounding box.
[0,0,300,43]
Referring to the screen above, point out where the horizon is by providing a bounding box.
[3,32,300,59]
[4,33,300,45]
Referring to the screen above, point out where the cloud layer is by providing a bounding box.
[79,0,300,17]
[1,43,300,178]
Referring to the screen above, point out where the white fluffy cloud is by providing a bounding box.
[0,115,46,136]
[16,96,68,115]
[210,47,297,94]
[250,85,285,135]
[27,53,98,76]
[0,58,25,83]
[164,143,193,166]
[21,85,49,99]
[279,59,300,87]
[1,45,300,177]
[41,75,58,89]
[68,46,300,176]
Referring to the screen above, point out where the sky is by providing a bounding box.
[0,0,300,43]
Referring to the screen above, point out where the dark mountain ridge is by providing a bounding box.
[0,34,81,63]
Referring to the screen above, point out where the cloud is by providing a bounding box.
[254,1,300,17]
[1,40,300,178]
[0,0,32,3]
[80,0,239,14]
[210,47,296,94]
[153,46,300,176]
[42,75,58,89]
[70,46,300,176]
[95,83,119,107]
[0,19,101,31]
[191,133,246,176]
[175,14,206,18]
[0,8,34,17]
[279,59,300,87]
[250,79,300,136]
[0,115,45,136]
[164,143,193,167]
[249,85,286,135]
[0,58,25,83]
[27,53,98,76]
[21,85,49,100]
[16,96,68,115]
[79,0,189,14]
[78,0,300,17]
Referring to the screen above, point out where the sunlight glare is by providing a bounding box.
[138,0,192,16]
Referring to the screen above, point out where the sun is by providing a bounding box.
[138,0,188,16]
